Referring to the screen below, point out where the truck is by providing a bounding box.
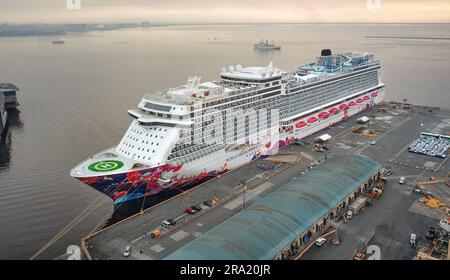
[349,197,368,214]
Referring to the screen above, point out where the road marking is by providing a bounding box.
[150,244,165,253]
[170,230,189,241]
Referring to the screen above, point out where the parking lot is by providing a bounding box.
[408,134,449,159]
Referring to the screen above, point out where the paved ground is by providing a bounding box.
[302,106,450,260]
[85,103,450,260]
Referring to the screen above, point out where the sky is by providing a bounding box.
[1,0,450,24]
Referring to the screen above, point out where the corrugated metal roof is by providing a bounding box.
[165,155,381,260]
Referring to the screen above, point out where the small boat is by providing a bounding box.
[307,116,318,123]
[339,104,348,110]
[356,98,363,103]
[295,121,307,128]
[371,92,378,97]
[318,112,329,119]
[349,101,356,106]
[254,40,281,50]
[329,108,339,114]
[52,40,65,45]
[363,96,370,101]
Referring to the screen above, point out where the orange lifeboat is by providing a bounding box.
[356,98,363,103]
[371,92,378,97]
[296,121,307,128]
[349,101,356,106]
[363,96,370,101]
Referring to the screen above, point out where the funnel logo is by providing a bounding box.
[66,0,81,10]
[367,0,382,10]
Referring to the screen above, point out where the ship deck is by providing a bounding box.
[83,102,450,260]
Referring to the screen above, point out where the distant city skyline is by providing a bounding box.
[1,0,450,24]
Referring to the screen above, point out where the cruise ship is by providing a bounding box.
[71,49,385,205]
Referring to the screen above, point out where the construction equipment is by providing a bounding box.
[421,196,447,209]
[331,235,340,245]
[417,172,450,186]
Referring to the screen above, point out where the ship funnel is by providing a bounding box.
[321,49,332,56]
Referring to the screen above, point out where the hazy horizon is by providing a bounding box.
[1,0,450,24]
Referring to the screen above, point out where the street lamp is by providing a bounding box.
[243,185,247,209]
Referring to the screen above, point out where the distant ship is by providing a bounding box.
[0,83,19,139]
[254,40,281,50]
[52,40,65,45]
[71,49,385,206]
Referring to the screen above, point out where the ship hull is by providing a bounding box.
[73,86,385,206]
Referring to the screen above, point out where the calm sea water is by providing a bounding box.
[0,24,449,259]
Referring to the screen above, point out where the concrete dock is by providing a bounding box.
[83,102,450,260]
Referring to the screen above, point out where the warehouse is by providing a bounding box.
[165,155,382,260]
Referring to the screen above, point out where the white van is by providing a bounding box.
[315,237,326,247]
[409,233,416,248]
[346,210,353,220]
[399,176,406,184]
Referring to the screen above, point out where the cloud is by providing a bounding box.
[0,0,449,23]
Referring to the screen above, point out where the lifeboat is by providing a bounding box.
[339,104,348,110]
[363,96,370,101]
[285,126,293,132]
[349,101,356,106]
[318,112,329,119]
[328,108,339,114]
[356,98,363,103]
[371,92,378,97]
[295,121,307,128]
[307,116,318,123]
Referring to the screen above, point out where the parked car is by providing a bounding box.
[161,220,172,229]
[203,200,213,207]
[346,210,353,220]
[315,237,326,247]
[191,205,202,212]
[185,207,196,215]
[399,176,406,184]
[370,141,377,145]
[123,246,131,257]
[161,219,176,228]
[409,233,416,248]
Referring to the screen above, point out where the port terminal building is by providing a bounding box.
[165,155,382,260]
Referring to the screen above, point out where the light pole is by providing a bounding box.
[243,185,247,209]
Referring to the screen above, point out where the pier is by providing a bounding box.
[82,102,450,260]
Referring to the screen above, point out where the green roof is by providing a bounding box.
[165,155,381,260]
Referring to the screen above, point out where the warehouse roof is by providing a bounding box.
[165,155,381,260]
